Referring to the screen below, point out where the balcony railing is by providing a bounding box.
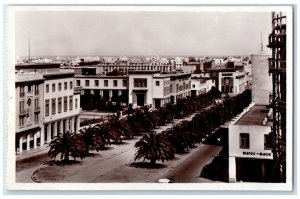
[19,108,28,115]
[34,106,41,112]
[268,59,286,73]
[268,33,286,48]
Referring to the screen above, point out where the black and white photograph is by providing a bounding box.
[4,5,294,191]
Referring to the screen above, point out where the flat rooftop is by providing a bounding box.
[16,73,44,83]
[236,105,269,125]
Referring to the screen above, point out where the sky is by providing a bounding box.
[15,10,272,57]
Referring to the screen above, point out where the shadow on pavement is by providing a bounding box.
[200,127,229,182]
[129,162,167,169]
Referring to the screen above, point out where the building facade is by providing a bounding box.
[15,63,80,154]
[228,104,273,182]
[209,68,249,94]
[43,72,81,145]
[15,73,44,153]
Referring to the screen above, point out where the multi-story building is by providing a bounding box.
[128,70,160,107]
[75,68,128,110]
[169,73,192,104]
[208,68,248,94]
[191,76,216,96]
[267,12,287,182]
[15,63,80,153]
[43,72,81,144]
[74,67,191,109]
[152,74,171,108]
[228,104,273,182]
[15,73,44,153]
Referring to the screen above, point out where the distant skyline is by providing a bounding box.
[15,10,272,57]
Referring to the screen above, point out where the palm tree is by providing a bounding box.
[93,123,118,145]
[78,125,105,155]
[164,123,192,154]
[48,131,86,162]
[134,131,174,165]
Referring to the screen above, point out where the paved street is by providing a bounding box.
[16,112,226,183]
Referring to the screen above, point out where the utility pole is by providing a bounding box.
[28,37,31,63]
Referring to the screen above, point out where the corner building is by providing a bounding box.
[15,63,80,154]
[15,73,44,153]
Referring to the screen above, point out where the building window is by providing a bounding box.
[113,80,118,87]
[58,97,62,113]
[75,98,78,109]
[64,97,68,112]
[69,96,73,110]
[192,84,195,88]
[95,80,99,86]
[45,99,49,116]
[34,84,39,95]
[52,99,56,115]
[46,84,49,93]
[52,83,56,92]
[156,81,160,86]
[264,134,272,150]
[134,79,147,87]
[240,133,250,149]
[20,116,25,127]
[34,98,39,110]
[70,81,73,89]
[19,101,25,112]
[64,82,67,90]
[122,80,127,87]
[104,80,108,87]
[34,113,39,123]
[20,86,25,97]
[58,83,62,91]
[85,80,90,87]
[76,80,81,86]
[28,85,32,93]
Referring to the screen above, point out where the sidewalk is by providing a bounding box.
[16,145,49,161]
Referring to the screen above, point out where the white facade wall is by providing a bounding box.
[228,123,273,182]
[76,77,128,90]
[228,124,273,159]
[44,77,80,123]
[251,54,272,105]
[128,74,154,107]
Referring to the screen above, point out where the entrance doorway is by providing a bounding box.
[136,93,145,106]
[155,99,161,109]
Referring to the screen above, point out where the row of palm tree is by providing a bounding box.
[134,89,252,165]
[48,88,251,165]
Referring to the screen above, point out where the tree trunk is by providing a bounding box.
[64,151,70,162]
[150,158,156,165]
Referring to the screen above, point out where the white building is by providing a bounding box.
[191,76,215,96]
[43,72,81,144]
[15,73,44,153]
[209,68,249,94]
[228,104,273,182]
[15,63,81,154]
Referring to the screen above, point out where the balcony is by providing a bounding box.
[20,92,25,98]
[267,33,286,48]
[34,106,41,112]
[19,108,29,115]
[268,59,286,73]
